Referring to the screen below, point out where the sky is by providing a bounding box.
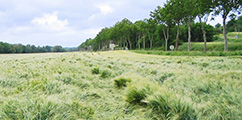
[0,0,226,47]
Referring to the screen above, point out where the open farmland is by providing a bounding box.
[0,51,242,119]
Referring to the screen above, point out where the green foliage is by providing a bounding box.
[91,68,100,74]
[0,42,71,53]
[53,46,66,52]
[114,77,131,88]
[202,63,209,67]
[126,87,148,105]
[150,70,158,75]
[100,70,111,78]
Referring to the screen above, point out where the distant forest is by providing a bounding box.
[0,42,77,53]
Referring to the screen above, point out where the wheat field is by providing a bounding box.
[0,51,241,120]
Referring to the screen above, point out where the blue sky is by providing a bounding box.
[0,0,226,47]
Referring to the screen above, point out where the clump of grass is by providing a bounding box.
[1,100,58,120]
[100,70,111,78]
[157,73,175,83]
[126,84,154,105]
[107,65,112,69]
[114,77,131,88]
[68,101,95,119]
[202,62,209,67]
[56,75,72,84]
[126,87,147,104]
[166,98,197,120]
[0,99,95,120]
[91,68,100,74]
[61,58,66,62]
[146,94,171,117]
[150,70,158,75]
[145,92,197,119]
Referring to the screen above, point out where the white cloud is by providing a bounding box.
[96,4,113,15]
[1,0,166,47]
[1,0,229,47]
[88,4,113,20]
[0,11,4,16]
[32,12,69,31]
[89,14,97,20]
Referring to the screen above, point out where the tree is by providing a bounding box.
[214,0,242,51]
[190,23,216,42]
[146,18,157,49]
[183,0,198,52]
[0,42,5,53]
[53,46,65,52]
[215,23,223,34]
[196,0,216,52]
[151,6,173,51]
[14,44,24,53]
[134,20,147,50]
[122,19,133,50]
[165,0,185,50]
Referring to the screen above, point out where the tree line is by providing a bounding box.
[79,0,242,52]
[0,42,75,53]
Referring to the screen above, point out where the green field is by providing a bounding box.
[177,32,242,52]
[0,51,242,119]
[178,42,242,51]
[214,32,242,43]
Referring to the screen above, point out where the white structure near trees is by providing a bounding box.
[109,43,115,51]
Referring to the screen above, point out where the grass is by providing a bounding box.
[133,50,242,56]
[91,68,100,74]
[114,77,131,88]
[0,51,242,119]
[215,32,242,42]
[178,42,242,51]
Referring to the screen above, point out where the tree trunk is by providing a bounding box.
[163,28,170,51]
[117,40,120,50]
[135,34,138,49]
[149,35,153,50]
[123,37,125,50]
[125,37,128,49]
[138,34,141,50]
[188,19,191,52]
[128,36,132,50]
[166,28,169,51]
[175,22,180,51]
[163,30,167,51]
[223,14,228,52]
[119,38,122,50]
[199,17,207,52]
[143,34,146,50]
[151,35,153,50]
